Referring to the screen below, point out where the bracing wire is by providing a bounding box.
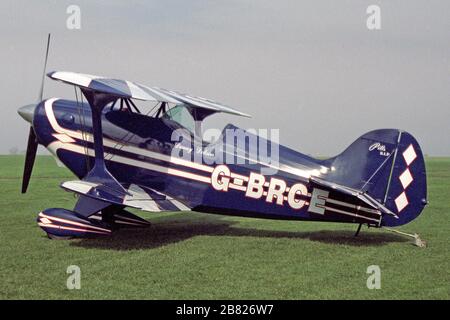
[74,86,90,172]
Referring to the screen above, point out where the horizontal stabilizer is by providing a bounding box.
[310,176,398,219]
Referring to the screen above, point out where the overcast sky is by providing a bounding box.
[1,0,449,156]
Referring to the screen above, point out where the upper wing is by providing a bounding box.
[47,71,251,117]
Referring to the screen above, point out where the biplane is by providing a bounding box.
[18,36,427,241]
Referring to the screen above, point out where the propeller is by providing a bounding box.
[21,33,51,193]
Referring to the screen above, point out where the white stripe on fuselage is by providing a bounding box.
[47,141,211,184]
[45,98,214,174]
[44,98,322,180]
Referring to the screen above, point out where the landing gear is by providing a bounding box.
[354,223,363,237]
[37,207,151,240]
[90,208,151,229]
[37,208,112,239]
[47,234,74,240]
[383,227,427,248]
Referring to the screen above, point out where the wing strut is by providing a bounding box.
[80,89,127,195]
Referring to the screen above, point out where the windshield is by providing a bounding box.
[162,104,195,134]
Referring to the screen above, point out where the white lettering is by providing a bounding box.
[211,165,230,191]
[246,172,265,199]
[266,178,286,205]
[287,183,308,209]
[308,188,329,214]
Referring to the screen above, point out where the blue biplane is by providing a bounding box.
[18,36,427,242]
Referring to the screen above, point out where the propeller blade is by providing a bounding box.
[38,33,51,101]
[22,33,51,193]
[21,127,38,193]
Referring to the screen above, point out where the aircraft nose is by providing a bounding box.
[18,104,36,124]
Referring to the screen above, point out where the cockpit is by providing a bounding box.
[105,98,216,142]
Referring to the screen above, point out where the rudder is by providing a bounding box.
[381,131,427,226]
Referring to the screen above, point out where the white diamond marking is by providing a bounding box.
[399,168,413,189]
[395,192,409,213]
[403,144,417,166]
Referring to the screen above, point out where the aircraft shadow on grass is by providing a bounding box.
[69,214,408,251]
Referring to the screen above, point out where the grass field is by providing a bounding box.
[0,155,448,299]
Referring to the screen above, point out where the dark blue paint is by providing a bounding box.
[32,98,428,230]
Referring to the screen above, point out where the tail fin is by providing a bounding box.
[324,129,427,226]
